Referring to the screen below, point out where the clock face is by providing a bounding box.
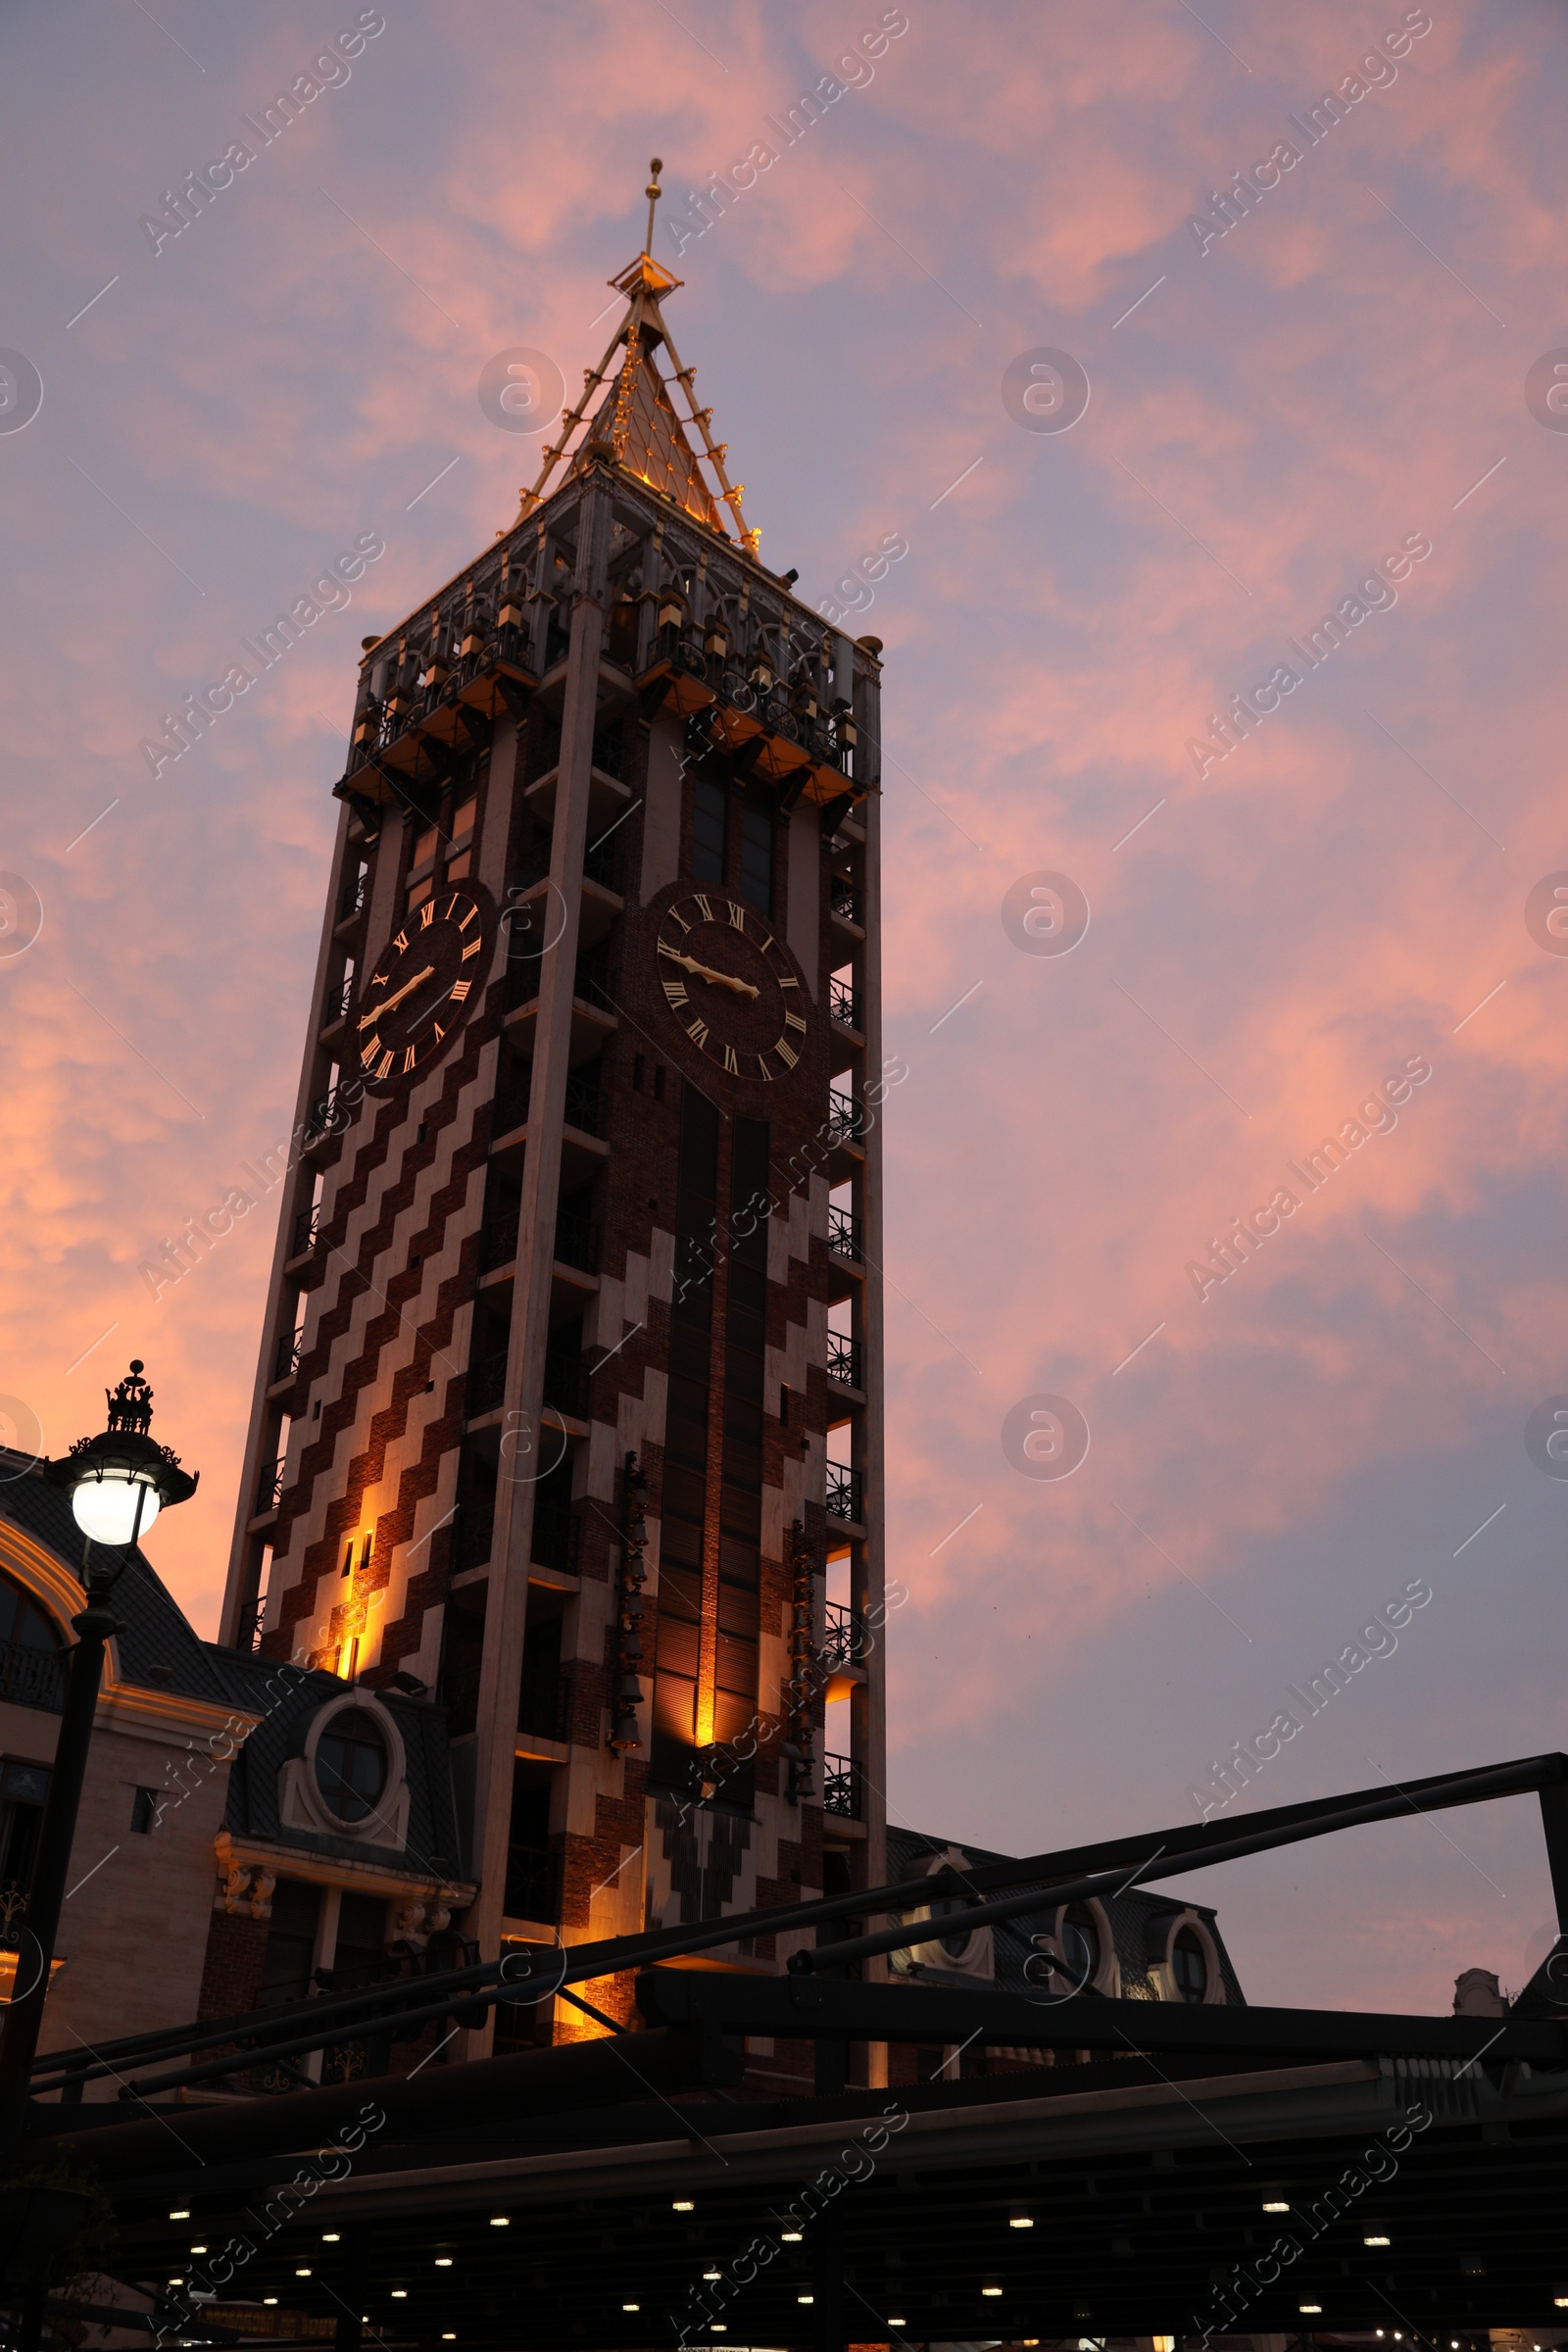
[355,883,495,1090]
[656,889,808,1082]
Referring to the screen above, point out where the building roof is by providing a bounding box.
[886,1820,1248,2004]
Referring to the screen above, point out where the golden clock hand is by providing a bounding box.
[361,964,435,1024]
[670,950,760,999]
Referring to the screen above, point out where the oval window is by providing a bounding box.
[1172,1925,1208,2003]
[315,1708,388,1824]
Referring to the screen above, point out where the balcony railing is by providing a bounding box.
[347,612,538,780]
[254,1456,285,1516]
[825,1464,864,1525]
[653,635,860,787]
[0,1639,65,1715]
[337,871,367,924]
[821,1602,869,1672]
[272,1332,303,1384]
[554,1208,600,1273]
[829,974,860,1030]
[480,1216,519,1274]
[564,1074,607,1138]
[467,1349,510,1419]
[830,878,861,926]
[826,1332,863,1390]
[304,1084,360,1148]
[822,1751,864,1821]
[542,1351,588,1420]
[827,1203,862,1261]
[288,1205,320,1259]
[333,970,356,1021]
[530,1494,580,1578]
[827,1087,864,1145]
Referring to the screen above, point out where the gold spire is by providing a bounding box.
[516,159,759,553]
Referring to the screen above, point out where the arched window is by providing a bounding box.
[315,1709,388,1824]
[1172,1925,1208,2003]
[1061,1901,1101,1987]
[0,1576,63,1713]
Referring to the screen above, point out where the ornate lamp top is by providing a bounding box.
[105,1360,154,1438]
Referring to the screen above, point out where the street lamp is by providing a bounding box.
[0,1362,197,2172]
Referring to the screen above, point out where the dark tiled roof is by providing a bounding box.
[886,1821,1247,2005]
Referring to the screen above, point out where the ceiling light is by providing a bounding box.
[982,2285,1004,2297]
[781,2230,803,2242]
[1300,2306,1323,2316]
[1365,2233,1391,2245]
[1008,2213,1034,2230]
[391,2292,407,2301]
[170,2212,191,2222]
[672,2199,695,2212]
[435,2257,453,2268]
[798,2296,814,2306]
[1262,2199,1291,2213]
[322,2232,340,2243]
[167,2280,183,2288]
[490,2217,510,2228]
[263,2299,277,2308]
[295,2270,311,2278]
[622,2306,640,2315]
[189,2246,208,2255]
[703,2269,721,2281]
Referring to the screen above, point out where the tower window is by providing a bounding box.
[693,773,727,882]
[740,787,773,914]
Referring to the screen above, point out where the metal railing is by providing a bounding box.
[530,1494,580,1578]
[337,871,367,923]
[830,877,861,926]
[0,1638,65,1714]
[480,1217,519,1274]
[822,1751,865,1821]
[554,1208,600,1272]
[827,1202,862,1260]
[654,635,858,786]
[467,1349,510,1419]
[271,1332,303,1384]
[825,1463,864,1524]
[827,1086,864,1145]
[829,974,860,1030]
[334,970,356,1020]
[826,1332,863,1389]
[564,1074,607,1137]
[590,724,626,780]
[347,616,536,777]
[288,1205,320,1258]
[821,1602,869,1672]
[542,1351,588,1419]
[253,1456,285,1516]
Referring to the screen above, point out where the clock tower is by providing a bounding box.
[220,174,887,2058]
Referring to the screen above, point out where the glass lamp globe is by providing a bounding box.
[71,1469,162,1545]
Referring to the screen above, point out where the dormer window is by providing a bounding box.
[315,1707,387,1824]
[1172,1925,1208,2003]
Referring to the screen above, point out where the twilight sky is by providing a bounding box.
[3,0,1567,2016]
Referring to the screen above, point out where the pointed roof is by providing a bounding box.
[517,163,759,554]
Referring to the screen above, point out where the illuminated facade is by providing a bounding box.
[220,183,888,2047]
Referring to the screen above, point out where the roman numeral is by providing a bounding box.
[663,979,688,1007]
[722,1044,739,1074]
[361,1036,382,1068]
[392,930,409,954]
[403,1046,417,1073]
[461,940,481,959]
[773,1037,799,1069]
[778,974,800,989]
[432,1023,446,1043]
[458,904,478,930]
[375,1051,393,1079]
[785,1011,807,1032]
[686,1017,710,1049]
[449,980,470,1002]
[693,894,713,922]
[727,902,746,929]
[418,900,435,929]
[658,939,684,959]
[666,907,689,935]
[757,1054,773,1081]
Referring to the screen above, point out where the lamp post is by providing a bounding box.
[0,1362,197,2172]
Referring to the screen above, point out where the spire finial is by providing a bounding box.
[645,157,662,256]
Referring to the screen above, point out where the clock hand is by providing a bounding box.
[361,964,436,1024]
[668,950,760,1000]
